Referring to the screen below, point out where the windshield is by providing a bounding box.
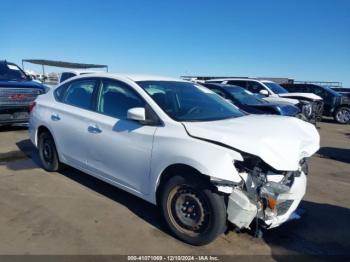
[224,86,267,105]
[264,82,288,94]
[322,85,342,96]
[137,81,244,121]
[0,63,29,81]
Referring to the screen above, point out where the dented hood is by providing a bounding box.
[183,115,320,171]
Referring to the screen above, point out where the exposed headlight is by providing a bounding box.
[302,103,312,117]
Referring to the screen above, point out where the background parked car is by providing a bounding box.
[201,83,306,120]
[206,78,323,124]
[0,60,46,126]
[281,84,350,124]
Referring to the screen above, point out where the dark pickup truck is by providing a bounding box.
[0,60,46,126]
[282,83,350,124]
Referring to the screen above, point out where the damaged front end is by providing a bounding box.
[223,155,308,233]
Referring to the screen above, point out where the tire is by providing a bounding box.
[159,174,227,246]
[334,106,350,124]
[38,131,63,172]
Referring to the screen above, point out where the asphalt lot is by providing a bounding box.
[0,120,349,257]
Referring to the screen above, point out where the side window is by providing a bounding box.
[246,81,265,93]
[312,86,327,99]
[227,80,247,88]
[293,85,307,92]
[289,85,303,92]
[97,80,145,119]
[211,88,228,99]
[61,79,96,110]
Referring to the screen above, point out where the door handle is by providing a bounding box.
[51,113,60,121]
[88,124,102,134]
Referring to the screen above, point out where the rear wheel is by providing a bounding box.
[334,106,350,124]
[38,131,63,172]
[160,174,227,246]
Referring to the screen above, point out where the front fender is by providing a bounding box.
[148,125,243,203]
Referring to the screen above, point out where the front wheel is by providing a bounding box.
[160,175,227,246]
[334,107,350,124]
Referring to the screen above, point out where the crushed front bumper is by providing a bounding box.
[264,172,307,228]
[226,172,307,230]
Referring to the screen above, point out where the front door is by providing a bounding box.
[85,79,157,194]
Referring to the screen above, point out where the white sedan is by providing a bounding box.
[29,73,319,245]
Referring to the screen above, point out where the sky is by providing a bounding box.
[1,0,349,85]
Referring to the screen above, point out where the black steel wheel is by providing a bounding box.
[160,175,226,246]
[38,131,63,172]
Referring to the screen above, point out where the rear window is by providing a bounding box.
[60,72,76,83]
[0,63,29,81]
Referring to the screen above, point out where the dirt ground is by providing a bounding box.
[0,120,349,258]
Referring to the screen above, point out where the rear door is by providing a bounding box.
[50,78,98,169]
[84,78,157,194]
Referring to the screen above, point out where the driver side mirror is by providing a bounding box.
[259,89,269,96]
[127,107,146,122]
[127,107,160,126]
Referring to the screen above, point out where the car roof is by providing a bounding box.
[61,69,105,75]
[207,78,267,82]
[283,83,343,95]
[260,80,275,83]
[123,74,185,82]
[283,83,324,87]
[332,87,350,90]
[203,82,244,90]
[64,73,186,83]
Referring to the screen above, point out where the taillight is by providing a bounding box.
[29,101,36,113]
